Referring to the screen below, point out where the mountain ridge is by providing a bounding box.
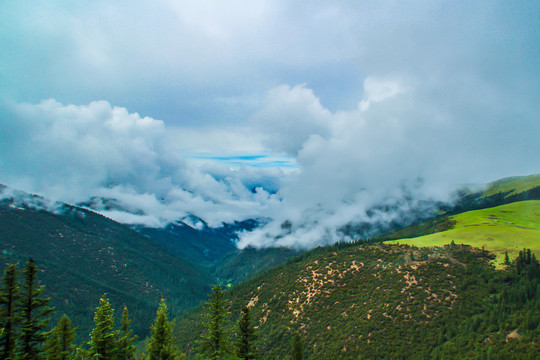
[0,189,215,338]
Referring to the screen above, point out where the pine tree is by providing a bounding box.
[235,306,257,360]
[44,333,60,360]
[146,299,182,360]
[20,259,54,360]
[116,307,136,360]
[197,284,232,360]
[292,332,303,360]
[44,315,76,360]
[0,264,21,360]
[87,296,118,360]
[504,251,510,266]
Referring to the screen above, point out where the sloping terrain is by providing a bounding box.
[136,221,298,287]
[0,186,296,339]
[446,174,540,215]
[215,246,300,286]
[483,174,540,198]
[175,244,539,359]
[392,200,540,266]
[135,221,238,270]
[1,173,538,355]
[0,194,215,338]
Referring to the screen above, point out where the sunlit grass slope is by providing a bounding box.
[392,200,540,267]
[483,174,540,198]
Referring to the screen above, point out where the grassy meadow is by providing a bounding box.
[391,200,540,267]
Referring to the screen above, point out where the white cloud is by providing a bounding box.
[0,98,284,227]
[251,84,332,155]
[237,75,540,248]
[1,1,538,249]
[359,77,405,111]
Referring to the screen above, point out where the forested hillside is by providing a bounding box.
[0,175,539,358]
[136,221,298,287]
[175,244,539,359]
[0,195,214,338]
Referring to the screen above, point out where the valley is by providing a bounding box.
[0,174,538,358]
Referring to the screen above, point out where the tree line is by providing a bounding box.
[0,261,304,360]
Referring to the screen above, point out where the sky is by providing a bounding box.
[1,1,539,248]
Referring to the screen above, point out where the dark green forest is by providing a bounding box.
[0,199,297,339]
[175,245,540,359]
[1,181,539,359]
[0,246,538,359]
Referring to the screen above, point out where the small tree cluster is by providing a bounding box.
[0,260,190,360]
[79,296,186,360]
[0,260,54,360]
[197,284,261,360]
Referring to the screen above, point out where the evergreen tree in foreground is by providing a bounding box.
[117,306,137,360]
[197,284,233,360]
[20,259,54,360]
[146,299,183,360]
[0,264,21,360]
[44,315,76,360]
[235,306,257,360]
[87,296,118,360]
[292,332,303,360]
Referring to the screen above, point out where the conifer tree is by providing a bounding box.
[146,299,182,360]
[292,332,303,360]
[20,259,54,360]
[0,264,21,360]
[117,306,136,360]
[87,296,118,360]
[235,306,257,360]
[44,315,76,360]
[44,333,60,360]
[197,284,232,360]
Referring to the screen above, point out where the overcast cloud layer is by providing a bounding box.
[1,1,539,248]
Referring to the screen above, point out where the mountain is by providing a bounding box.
[323,174,540,244]
[1,173,538,353]
[172,175,540,359]
[0,185,297,339]
[175,243,539,359]
[0,186,215,338]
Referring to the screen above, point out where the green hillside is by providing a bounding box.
[442,174,540,218]
[391,200,540,267]
[175,243,539,359]
[215,246,300,287]
[0,198,215,338]
[483,174,540,198]
[1,175,538,357]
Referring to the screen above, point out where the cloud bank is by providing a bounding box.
[1,1,539,248]
[237,70,540,248]
[0,99,283,227]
